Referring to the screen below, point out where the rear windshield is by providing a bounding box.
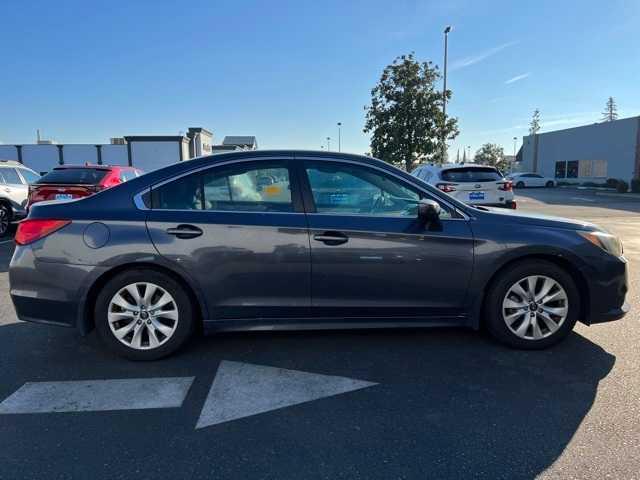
[36,168,108,185]
[440,167,502,182]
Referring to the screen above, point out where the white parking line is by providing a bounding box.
[196,361,377,429]
[0,377,194,414]
[0,239,14,245]
[571,197,596,202]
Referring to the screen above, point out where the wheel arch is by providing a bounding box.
[79,262,207,335]
[472,253,589,329]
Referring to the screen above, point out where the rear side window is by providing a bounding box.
[120,170,137,182]
[151,161,294,212]
[440,167,502,182]
[0,168,24,184]
[37,168,108,185]
[18,168,40,183]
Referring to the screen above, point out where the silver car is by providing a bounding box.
[0,160,41,236]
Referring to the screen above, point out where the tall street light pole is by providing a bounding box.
[441,25,452,163]
[326,137,331,151]
[337,122,342,152]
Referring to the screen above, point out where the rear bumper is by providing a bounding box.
[9,245,105,329]
[581,255,629,325]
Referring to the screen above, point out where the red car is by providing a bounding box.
[28,165,143,208]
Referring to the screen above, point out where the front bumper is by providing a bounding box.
[581,255,629,325]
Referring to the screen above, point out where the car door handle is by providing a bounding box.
[166,225,203,239]
[313,231,349,246]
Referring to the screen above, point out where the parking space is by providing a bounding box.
[1,189,639,479]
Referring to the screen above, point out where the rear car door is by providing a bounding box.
[145,157,311,321]
[300,158,474,322]
[0,167,28,212]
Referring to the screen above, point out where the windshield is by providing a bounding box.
[36,168,109,185]
[441,167,503,183]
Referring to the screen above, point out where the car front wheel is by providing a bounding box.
[95,269,195,360]
[515,181,525,188]
[484,260,579,349]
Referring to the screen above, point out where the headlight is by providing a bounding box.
[579,231,623,257]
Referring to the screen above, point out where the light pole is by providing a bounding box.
[512,137,517,172]
[441,25,452,163]
[337,122,342,152]
[326,137,331,151]
[467,145,471,162]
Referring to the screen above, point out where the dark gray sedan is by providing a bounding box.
[9,151,628,360]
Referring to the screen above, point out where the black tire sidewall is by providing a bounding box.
[546,181,554,188]
[485,260,579,349]
[95,269,195,360]
[516,181,525,189]
[0,204,12,237]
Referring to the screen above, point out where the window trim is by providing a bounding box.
[299,159,466,220]
[142,157,304,214]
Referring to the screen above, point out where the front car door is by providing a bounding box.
[299,157,474,323]
[145,156,311,323]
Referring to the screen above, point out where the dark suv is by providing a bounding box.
[9,151,628,360]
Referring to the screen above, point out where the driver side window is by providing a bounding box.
[305,162,450,218]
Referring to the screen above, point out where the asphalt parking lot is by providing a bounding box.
[0,188,639,480]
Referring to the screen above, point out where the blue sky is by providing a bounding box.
[1,0,638,159]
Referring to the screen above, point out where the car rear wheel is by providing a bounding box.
[515,181,525,189]
[95,269,195,360]
[0,204,12,237]
[546,181,554,188]
[484,260,579,349]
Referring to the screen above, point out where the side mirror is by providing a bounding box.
[417,199,441,222]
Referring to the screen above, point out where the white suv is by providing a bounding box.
[0,160,41,236]
[412,163,516,208]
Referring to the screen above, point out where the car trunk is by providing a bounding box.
[439,167,508,205]
[28,168,110,206]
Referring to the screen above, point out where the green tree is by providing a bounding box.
[601,97,618,122]
[529,109,541,135]
[364,53,459,171]
[474,143,506,170]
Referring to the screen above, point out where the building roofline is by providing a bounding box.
[524,114,640,138]
[124,136,187,142]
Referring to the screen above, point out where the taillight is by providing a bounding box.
[499,181,513,191]
[436,183,457,193]
[15,219,71,246]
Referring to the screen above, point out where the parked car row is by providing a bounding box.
[0,160,142,236]
[9,151,628,360]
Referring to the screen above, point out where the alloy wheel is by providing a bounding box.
[502,275,568,340]
[108,282,179,350]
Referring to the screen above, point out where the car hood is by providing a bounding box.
[474,206,597,231]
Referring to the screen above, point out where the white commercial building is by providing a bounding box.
[0,127,256,175]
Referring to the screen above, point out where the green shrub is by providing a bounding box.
[616,180,629,193]
[631,178,640,193]
[605,178,620,189]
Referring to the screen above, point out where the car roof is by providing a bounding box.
[52,164,119,171]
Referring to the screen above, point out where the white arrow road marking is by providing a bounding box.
[196,361,377,429]
[0,377,194,414]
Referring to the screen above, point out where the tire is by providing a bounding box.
[484,260,579,349]
[0,203,12,237]
[546,181,555,188]
[95,269,195,360]
[515,181,525,189]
